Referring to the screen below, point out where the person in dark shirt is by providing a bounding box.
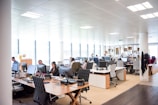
[37,59,47,73]
[50,61,59,76]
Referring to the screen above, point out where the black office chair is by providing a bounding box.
[12,81,24,103]
[77,69,92,104]
[32,76,58,105]
[86,62,93,69]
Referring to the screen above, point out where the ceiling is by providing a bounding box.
[12,0,158,45]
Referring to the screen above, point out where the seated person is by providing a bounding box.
[151,56,157,64]
[81,59,88,70]
[49,61,59,76]
[70,57,75,68]
[36,60,47,75]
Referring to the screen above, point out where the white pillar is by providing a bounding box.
[0,0,12,105]
[139,32,149,81]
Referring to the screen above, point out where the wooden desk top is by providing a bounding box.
[12,77,89,96]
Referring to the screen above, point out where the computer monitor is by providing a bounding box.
[121,58,127,62]
[63,59,70,66]
[21,62,27,71]
[104,56,111,62]
[37,64,46,73]
[98,61,107,69]
[27,65,36,75]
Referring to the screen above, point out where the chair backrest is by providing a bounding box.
[109,64,117,78]
[32,76,48,105]
[117,60,124,67]
[78,69,90,82]
[71,62,81,74]
[86,62,93,69]
[133,60,139,70]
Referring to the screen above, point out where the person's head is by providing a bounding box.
[85,59,88,63]
[38,60,43,64]
[51,61,56,68]
[71,58,75,62]
[12,57,15,61]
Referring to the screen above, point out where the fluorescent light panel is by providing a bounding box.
[80,26,93,29]
[146,14,155,18]
[142,2,153,9]
[140,12,158,19]
[21,11,42,19]
[126,36,134,39]
[127,1,153,12]
[153,12,158,17]
[109,32,119,35]
[134,4,146,11]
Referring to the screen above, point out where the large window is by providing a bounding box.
[36,40,49,65]
[72,42,80,58]
[19,38,35,64]
[88,44,94,57]
[95,44,101,57]
[63,42,71,59]
[50,41,61,63]
[81,43,87,57]
[149,45,158,59]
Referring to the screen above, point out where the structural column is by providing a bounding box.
[0,0,12,105]
[139,32,149,81]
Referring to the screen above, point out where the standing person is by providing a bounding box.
[11,57,20,72]
[50,61,59,76]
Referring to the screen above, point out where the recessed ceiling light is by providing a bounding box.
[127,1,153,12]
[140,15,148,19]
[153,12,158,17]
[21,11,42,19]
[134,4,146,11]
[109,32,119,35]
[142,2,153,9]
[80,26,93,29]
[126,36,134,39]
[127,6,138,12]
[146,14,155,18]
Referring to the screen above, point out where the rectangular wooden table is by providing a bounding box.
[12,76,89,105]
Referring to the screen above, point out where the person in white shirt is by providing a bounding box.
[81,59,88,70]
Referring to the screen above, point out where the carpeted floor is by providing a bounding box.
[102,84,158,105]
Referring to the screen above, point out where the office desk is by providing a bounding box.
[12,77,89,105]
[89,67,126,89]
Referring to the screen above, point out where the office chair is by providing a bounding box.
[32,76,58,105]
[116,60,124,67]
[71,62,81,76]
[133,59,139,75]
[77,69,92,104]
[12,81,24,103]
[86,62,93,70]
[109,64,117,87]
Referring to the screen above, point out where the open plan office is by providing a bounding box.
[1,0,158,105]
